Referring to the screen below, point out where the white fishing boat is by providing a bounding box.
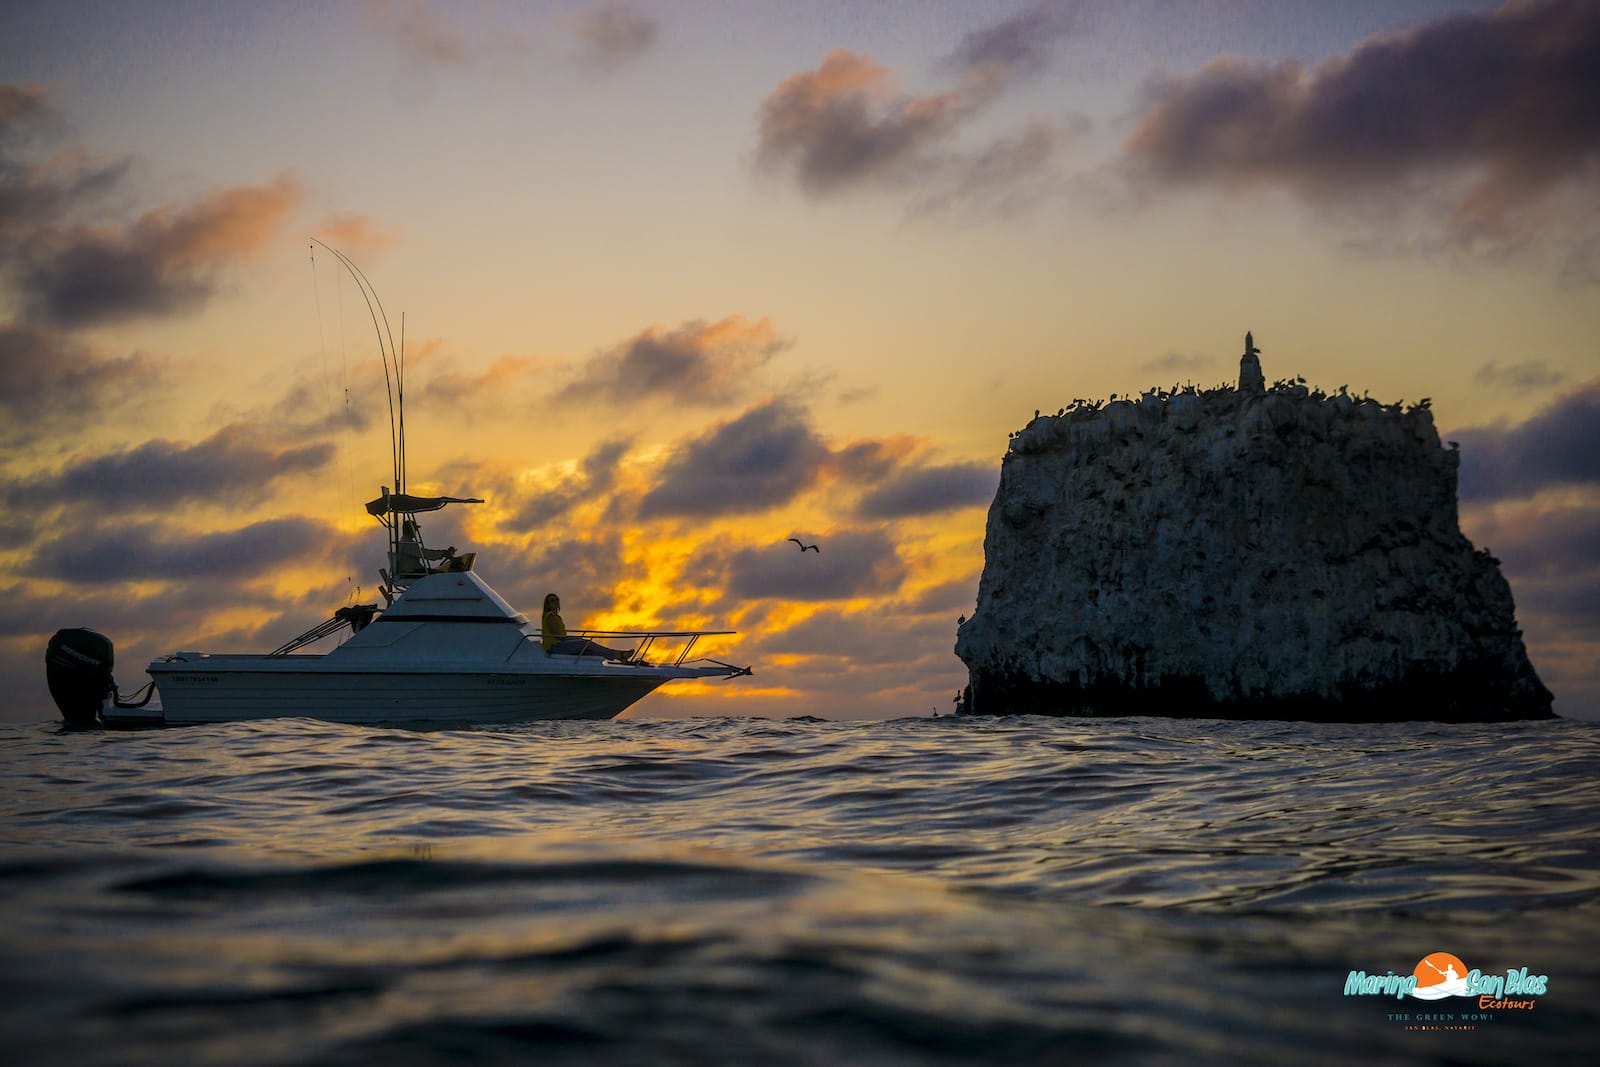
[44,245,752,728]
[50,502,750,728]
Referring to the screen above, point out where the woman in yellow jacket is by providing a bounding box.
[540,593,636,661]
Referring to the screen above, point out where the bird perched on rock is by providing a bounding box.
[788,538,820,553]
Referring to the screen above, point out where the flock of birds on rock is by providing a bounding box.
[1009,377,1433,442]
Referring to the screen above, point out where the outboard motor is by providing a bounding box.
[46,628,116,728]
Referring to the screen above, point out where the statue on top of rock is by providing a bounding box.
[1240,330,1265,395]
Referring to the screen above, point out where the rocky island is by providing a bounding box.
[955,334,1553,722]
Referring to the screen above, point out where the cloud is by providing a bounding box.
[364,1,659,76]
[0,84,130,241]
[854,461,995,519]
[758,603,953,665]
[479,532,627,626]
[828,437,915,484]
[573,4,659,70]
[421,353,541,413]
[945,3,1077,82]
[1474,359,1568,392]
[1466,499,1600,584]
[638,399,831,519]
[631,401,991,522]
[557,316,788,409]
[0,144,131,239]
[1454,377,1600,502]
[755,46,1080,214]
[0,577,267,642]
[264,377,380,437]
[0,83,50,132]
[755,50,977,197]
[417,316,784,418]
[2,424,331,513]
[0,323,163,446]
[313,213,400,257]
[903,577,979,616]
[29,517,330,584]
[364,0,467,67]
[15,173,301,327]
[1123,0,1600,243]
[506,436,633,529]
[688,527,907,602]
[907,117,1080,218]
[1460,497,1600,715]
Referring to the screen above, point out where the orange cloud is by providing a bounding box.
[421,353,542,412]
[313,213,400,257]
[132,172,300,266]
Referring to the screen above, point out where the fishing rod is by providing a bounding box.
[308,238,403,495]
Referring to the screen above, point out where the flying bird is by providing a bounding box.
[787,538,820,553]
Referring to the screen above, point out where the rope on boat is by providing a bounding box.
[112,679,158,708]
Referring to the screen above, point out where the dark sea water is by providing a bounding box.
[2,713,1597,1066]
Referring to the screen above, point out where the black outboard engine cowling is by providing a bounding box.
[46,628,116,728]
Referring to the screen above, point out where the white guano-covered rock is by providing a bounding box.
[955,384,1552,721]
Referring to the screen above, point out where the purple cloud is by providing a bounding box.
[945,3,1077,82]
[0,94,129,239]
[30,517,328,584]
[556,316,788,409]
[1453,377,1600,502]
[1461,497,1600,715]
[574,4,659,70]
[0,323,163,445]
[755,41,1080,214]
[2,425,331,513]
[855,461,995,519]
[1124,0,1600,241]
[638,399,830,519]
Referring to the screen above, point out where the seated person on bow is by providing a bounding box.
[541,593,635,661]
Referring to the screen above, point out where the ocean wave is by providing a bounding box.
[2,715,1598,1064]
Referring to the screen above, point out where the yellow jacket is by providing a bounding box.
[541,609,566,652]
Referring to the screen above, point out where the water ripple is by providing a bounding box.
[2,714,1598,1064]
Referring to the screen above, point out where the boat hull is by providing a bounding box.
[144,664,663,725]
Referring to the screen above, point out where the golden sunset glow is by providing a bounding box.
[2,2,1596,721]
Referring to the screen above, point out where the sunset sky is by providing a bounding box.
[2,0,1596,722]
